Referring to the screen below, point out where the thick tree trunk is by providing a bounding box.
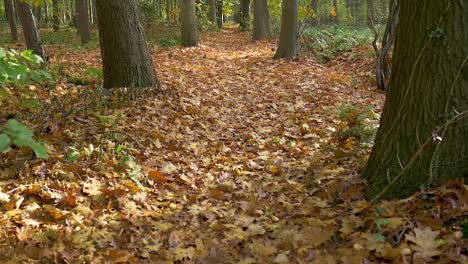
[76,0,90,45]
[95,0,158,88]
[16,0,46,61]
[4,0,18,41]
[252,0,271,40]
[239,0,250,31]
[363,0,468,200]
[180,0,199,47]
[207,0,217,28]
[274,0,299,59]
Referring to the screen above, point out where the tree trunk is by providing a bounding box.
[310,0,319,26]
[180,0,199,47]
[363,0,468,200]
[16,0,46,61]
[4,0,18,41]
[274,0,299,59]
[252,0,271,40]
[375,0,398,91]
[239,0,250,31]
[76,0,90,45]
[91,0,97,24]
[207,0,217,28]
[52,0,60,31]
[95,0,158,88]
[332,0,338,24]
[216,0,223,29]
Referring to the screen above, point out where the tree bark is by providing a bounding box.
[252,0,271,40]
[91,0,97,24]
[16,0,46,61]
[95,0,158,88]
[4,0,18,41]
[239,0,250,31]
[363,0,468,200]
[52,0,60,31]
[181,0,199,47]
[216,0,223,29]
[76,0,90,45]
[274,0,299,59]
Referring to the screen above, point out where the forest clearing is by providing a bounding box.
[1,0,467,263]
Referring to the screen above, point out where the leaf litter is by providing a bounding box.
[0,29,466,263]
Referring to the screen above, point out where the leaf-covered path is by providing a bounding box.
[1,29,466,263]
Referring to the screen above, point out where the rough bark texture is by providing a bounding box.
[96,0,158,88]
[181,0,199,47]
[207,0,217,28]
[239,0,250,31]
[274,0,299,59]
[363,0,468,200]
[4,0,18,41]
[252,0,271,40]
[76,0,90,45]
[376,0,398,91]
[16,0,46,61]
[52,0,60,31]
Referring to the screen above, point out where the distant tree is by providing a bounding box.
[52,0,60,31]
[3,0,18,41]
[363,0,468,200]
[76,0,90,45]
[181,0,199,47]
[252,0,271,40]
[16,0,46,61]
[207,0,217,28]
[216,0,223,28]
[274,0,299,58]
[95,0,158,88]
[239,0,250,31]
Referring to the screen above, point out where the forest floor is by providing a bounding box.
[0,28,466,263]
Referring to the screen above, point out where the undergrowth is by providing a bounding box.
[301,26,380,62]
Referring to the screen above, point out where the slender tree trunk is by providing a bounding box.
[91,0,97,24]
[310,0,319,26]
[76,0,90,44]
[363,0,468,200]
[252,0,271,40]
[216,0,223,29]
[16,0,46,61]
[180,0,199,47]
[207,0,217,28]
[52,0,60,31]
[274,0,299,58]
[332,0,338,24]
[239,0,250,30]
[4,0,18,41]
[95,0,158,88]
[376,0,398,91]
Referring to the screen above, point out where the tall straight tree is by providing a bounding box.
[181,0,199,47]
[239,0,250,31]
[216,0,223,28]
[52,0,60,31]
[274,0,299,58]
[95,0,158,88]
[363,0,468,200]
[16,0,46,61]
[207,0,217,28]
[4,0,18,41]
[252,0,271,40]
[76,0,90,45]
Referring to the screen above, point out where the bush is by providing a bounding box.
[0,47,51,84]
[301,26,373,62]
[333,104,378,148]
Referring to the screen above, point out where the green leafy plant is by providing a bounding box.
[0,119,48,159]
[333,104,378,148]
[0,48,52,84]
